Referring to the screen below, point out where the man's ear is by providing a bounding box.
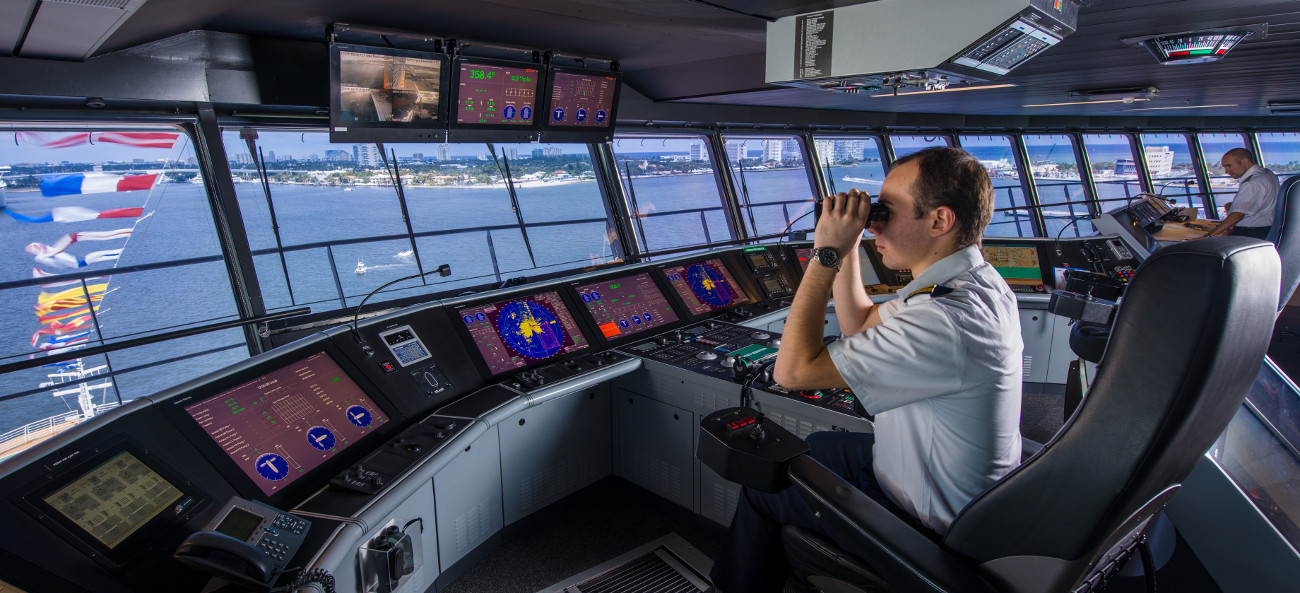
[930,206,957,237]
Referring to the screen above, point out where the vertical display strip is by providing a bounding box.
[794,11,834,79]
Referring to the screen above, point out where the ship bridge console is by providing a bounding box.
[0,235,1145,593]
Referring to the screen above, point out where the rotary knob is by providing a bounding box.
[696,351,719,361]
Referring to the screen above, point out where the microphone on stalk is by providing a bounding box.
[351,263,452,355]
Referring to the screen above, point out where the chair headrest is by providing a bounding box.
[944,237,1279,564]
[1268,174,1300,311]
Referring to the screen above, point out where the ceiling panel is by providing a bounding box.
[10,0,1300,118]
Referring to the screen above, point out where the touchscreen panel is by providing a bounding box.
[980,243,1043,282]
[42,451,183,550]
[184,352,389,496]
[662,258,752,317]
[459,290,590,375]
[547,71,617,128]
[454,60,540,126]
[574,272,680,341]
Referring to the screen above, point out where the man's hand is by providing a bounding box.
[815,189,873,254]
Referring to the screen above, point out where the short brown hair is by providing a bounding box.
[892,146,994,249]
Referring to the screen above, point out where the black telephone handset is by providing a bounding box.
[174,531,276,590]
[173,496,311,591]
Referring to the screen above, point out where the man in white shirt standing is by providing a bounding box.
[709,147,1023,593]
[1208,148,1280,240]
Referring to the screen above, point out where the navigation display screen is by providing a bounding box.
[662,258,752,317]
[574,272,680,342]
[459,290,590,375]
[546,70,618,128]
[43,451,183,550]
[981,244,1043,282]
[454,59,540,126]
[337,48,444,125]
[184,352,389,496]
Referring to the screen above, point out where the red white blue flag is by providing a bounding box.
[39,173,160,197]
[4,206,144,223]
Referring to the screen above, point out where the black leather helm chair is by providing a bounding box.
[1265,174,1300,313]
[778,237,1279,593]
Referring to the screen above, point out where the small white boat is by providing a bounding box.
[355,261,366,274]
[395,250,413,261]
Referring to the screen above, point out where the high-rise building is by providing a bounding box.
[1144,145,1174,176]
[543,146,563,157]
[763,139,783,163]
[353,144,380,166]
[438,145,450,161]
[813,139,834,165]
[532,148,544,158]
[507,148,519,160]
[412,153,424,161]
[725,141,742,164]
[689,143,704,161]
[783,139,802,163]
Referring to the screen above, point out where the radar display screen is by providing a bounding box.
[184,352,389,496]
[574,272,680,341]
[454,59,540,126]
[794,247,813,271]
[662,258,752,317]
[337,49,444,124]
[981,244,1043,282]
[546,70,618,128]
[459,290,590,375]
[42,451,183,550]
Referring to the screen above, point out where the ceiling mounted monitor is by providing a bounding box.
[329,43,449,143]
[540,66,621,143]
[766,0,1077,93]
[1122,25,1265,65]
[448,56,542,142]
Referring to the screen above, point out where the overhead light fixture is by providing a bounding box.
[1023,98,1151,108]
[870,83,1017,97]
[1268,101,1300,114]
[1123,104,1238,111]
[1121,24,1266,65]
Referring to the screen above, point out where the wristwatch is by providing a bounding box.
[809,247,843,271]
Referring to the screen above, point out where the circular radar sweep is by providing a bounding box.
[686,263,735,307]
[306,426,336,451]
[497,300,565,359]
[255,453,290,481]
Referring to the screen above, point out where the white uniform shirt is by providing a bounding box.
[826,245,1023,535]
[1228,165,1281,227]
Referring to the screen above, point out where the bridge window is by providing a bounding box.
[889,135,950,160]
[389,142,618,289]
[813,135,886,198]
[1197,132,1250,218]
[225,132,620,310]
[612,135,733,254]
[1255,132,1300,175]
[721,134,818,238]
[1082,134,1144,213]
[1139,133,1205,215]
[1023,134,1093,237]
[957,135,1037,238]
[0,126,246,452]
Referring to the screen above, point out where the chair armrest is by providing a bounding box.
[787,456,997,593]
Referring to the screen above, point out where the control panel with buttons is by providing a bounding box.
[329,416,467,495]
[506,350,632,392]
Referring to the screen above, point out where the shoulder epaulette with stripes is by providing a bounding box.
[904,284,954,303]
